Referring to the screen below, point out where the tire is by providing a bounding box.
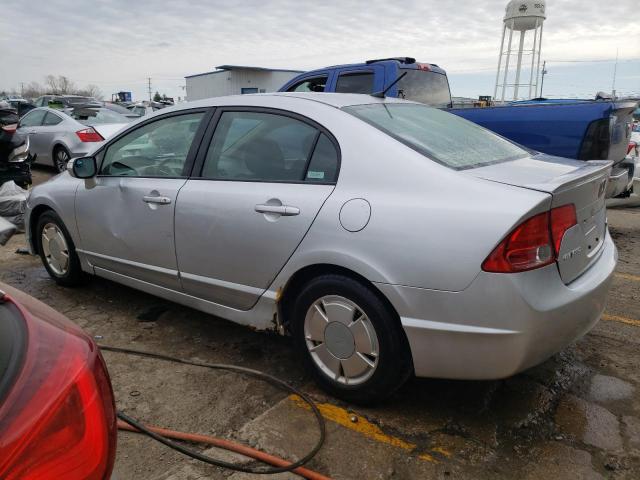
[53,146,71,173]
[291,274,413,404]
[36,210,87,287]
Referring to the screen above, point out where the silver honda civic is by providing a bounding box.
[25,93,617,403]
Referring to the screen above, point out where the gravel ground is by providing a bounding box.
[1,167,639,479]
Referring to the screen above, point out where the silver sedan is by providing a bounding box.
[25,93,617,403]
[17,107,129,172]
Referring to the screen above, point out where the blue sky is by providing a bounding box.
[1,0,638,101]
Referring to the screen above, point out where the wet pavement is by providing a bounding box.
[1,167,639,479]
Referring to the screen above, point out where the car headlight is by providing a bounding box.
[8,138,29,163]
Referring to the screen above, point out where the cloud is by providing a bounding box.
[1,0,638,100]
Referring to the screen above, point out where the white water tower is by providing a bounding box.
[494,1,546,102]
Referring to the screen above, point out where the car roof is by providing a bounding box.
[179,92,417,111]
[295,59,447,76]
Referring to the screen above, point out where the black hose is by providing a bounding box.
[99,344,325,475]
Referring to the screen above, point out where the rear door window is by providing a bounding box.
[19,110,46,127]
[202,111,319,182]
[306,134,339,182]
[43,112,63,126]
[287,76,328,93]
[335,72,375,94]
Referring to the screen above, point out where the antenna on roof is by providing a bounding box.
[371,72,407,98]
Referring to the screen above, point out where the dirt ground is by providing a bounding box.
[1,167,640,479]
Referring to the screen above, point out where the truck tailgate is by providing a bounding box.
[465,154,611,284]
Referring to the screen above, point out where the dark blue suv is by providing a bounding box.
[279,57,453,108]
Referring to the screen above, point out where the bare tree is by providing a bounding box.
[22,81,44,100]
[76,84,103,100]
[45,75,75,94]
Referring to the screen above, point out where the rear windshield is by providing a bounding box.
[397,70,451,108]
[64,96,94,106]
[343,103,528,170]
[70,108,128,125]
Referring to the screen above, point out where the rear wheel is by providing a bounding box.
[36,211,86,286]
[53,146,71,173]
[291,274,413,404]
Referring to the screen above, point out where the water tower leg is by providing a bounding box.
[501,20,515,102]
[528,19,539,99]
[534,23,544,97]
[513,30,526,100]
[494,24,507,101]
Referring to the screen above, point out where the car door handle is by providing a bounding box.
[143,195,172,205]
[255,204,300,216]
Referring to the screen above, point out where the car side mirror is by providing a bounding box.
[69,156,97,178]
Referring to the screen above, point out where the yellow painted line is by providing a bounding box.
[431,446,452,458]
[288,395,451,463]
[615,272,640,283]
[602,313,640,328]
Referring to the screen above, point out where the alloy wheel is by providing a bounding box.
[55,149,69,173]
[304,295,379,385]
[41,223,70,276]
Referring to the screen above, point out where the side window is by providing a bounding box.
[287,76,328,93]
[43,112,63,126]
[335,72,375,94]
[202,111,318,182]
[100,112,204,177]
[306,134,339,183]
[19,110,46,127]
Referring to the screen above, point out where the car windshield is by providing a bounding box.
[396,70,452,108]
[343,103,529,170]
[69,107,129,125]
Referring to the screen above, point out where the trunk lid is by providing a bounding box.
[466,154,611,284]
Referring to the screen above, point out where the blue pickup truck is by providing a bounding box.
[279,57,638,197]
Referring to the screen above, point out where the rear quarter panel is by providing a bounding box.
[266,103,552,292]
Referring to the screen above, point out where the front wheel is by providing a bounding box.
[291,274,413,404]
[36,210,87,286]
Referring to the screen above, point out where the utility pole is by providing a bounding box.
[20,82,24,97]
[539,61,547,98]
[148,77,152,102]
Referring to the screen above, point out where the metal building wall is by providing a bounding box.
[186,69,300,101]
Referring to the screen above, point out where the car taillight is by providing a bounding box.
[628,141,637,155]
[482,204,577,273]
[0,295,116,480]
[1,123,17,134]
[550,204,578,255]
[76,127,104,142]
[578,118,610,160]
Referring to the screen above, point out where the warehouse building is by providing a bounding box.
[185,65,303,101]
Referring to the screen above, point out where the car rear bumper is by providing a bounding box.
[376,230,617,380]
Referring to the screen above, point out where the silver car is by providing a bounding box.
[17,107,129,172]
[25,93,617,403]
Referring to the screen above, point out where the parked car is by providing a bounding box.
[33,94,101,109]
[1,98,36,117]
[25,93,617,402]
[17,107,129,172]
[103,101,141,119]
[0,281,117,479]
[127,103,155,117]
[280,57,637,197]
[0,109,31,187]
